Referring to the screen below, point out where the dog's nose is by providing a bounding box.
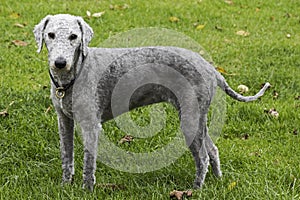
[55,57,67,69]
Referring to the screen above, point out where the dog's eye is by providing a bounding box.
[48,32,55,39]
[69,34,78,40]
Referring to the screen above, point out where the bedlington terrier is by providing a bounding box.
[33,14,270,191]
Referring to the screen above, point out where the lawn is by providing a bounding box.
[0,0,300,199]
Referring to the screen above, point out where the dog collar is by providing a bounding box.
[49,71,76,99]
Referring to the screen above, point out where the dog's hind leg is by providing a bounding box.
[184,114,210,189]
[205,133,222,178]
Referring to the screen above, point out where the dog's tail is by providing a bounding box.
[216,71,270,102]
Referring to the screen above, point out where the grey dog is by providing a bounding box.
[34,14,270,191]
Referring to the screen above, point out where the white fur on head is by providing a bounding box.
[33,14,94,56]
[76,16,94,57]
[33,15,53,53]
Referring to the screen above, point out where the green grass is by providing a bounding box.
[1,0,300,199]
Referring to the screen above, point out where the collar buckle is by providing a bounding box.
[55,87,65,99]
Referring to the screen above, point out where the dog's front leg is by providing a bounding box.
[81,122,100,191]
[57,110,75,184]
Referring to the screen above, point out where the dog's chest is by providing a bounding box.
[51,89,73,118]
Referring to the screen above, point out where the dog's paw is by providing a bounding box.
[62,172,74,184]
[82,181,94,192]
[193,182,202,190]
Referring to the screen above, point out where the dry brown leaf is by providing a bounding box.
[1,101,14,117]
[216,66,236,76]
[216,66,227,74]
[170,190,184,200]
[109,4,129,10]
[273,90,279,99]
[45,106,52,114]
[0,110,9,117]
[14,23,25,28]
[92,11,105,18]
[293,129,298,135]
[9,12,20,19]
[237,85,249,94]
[170,190,192,200]
[169,16,180,23]
[224,0,234,5]
[241,133,249,140]
[215,25,223,31]
[12,40,28,47]
[236,30,250,37]
[86,10,91,17]
[264,108,279,118]
[119,135,134,144]
[196,24,205,30]
[249,151,261,157]
[285,13,292,18]
[185,190,192,197]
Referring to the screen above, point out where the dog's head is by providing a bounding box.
[33,14,93,71]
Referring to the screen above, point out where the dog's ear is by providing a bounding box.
[33,15,52,53]
[77,17,94,57]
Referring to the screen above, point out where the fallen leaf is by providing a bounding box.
[199,50,206,56]
[293,129,298,135]
[170,190,184,200]
[0,110,9,117]
[196,24,205,30]
[185,190,192,197]
[216,66,226,73]
[285,13,292,18]
[170,190,192,200]
[249,151,261,157]
[241,133,249,140]
[86,10,91,17]
[169,16,180,23]
[237,84,249,94]
[264,108,279,118]
[45,106,52,114]
[12,40,28,47]
[273,90,279,99]
[216,66,227,74]
[9,12,20,19]
[236,30,250,37]
[224,38,232,43]
[119,135,134,144]
[228,181,237,190]
[8,101,15,107]
[92,11,105,18]
[224,0,234,5]
[109,4,129,10]
[215,25,223,31]
[0,101,15,117]
[14,23,25,28]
